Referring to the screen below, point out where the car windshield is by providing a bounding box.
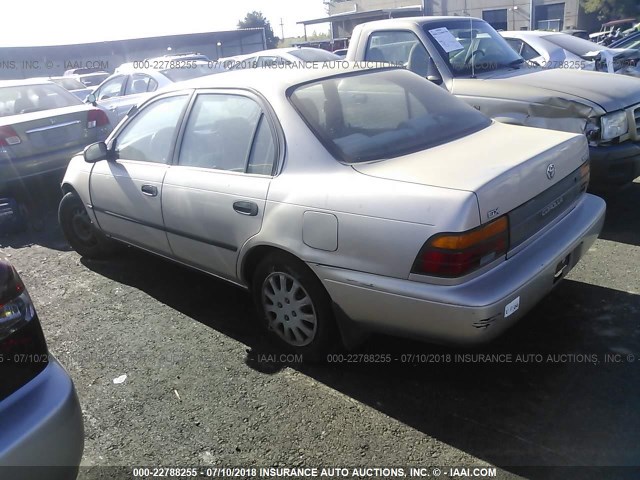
[288,49,341,62]
[542,34,603,56]
[160,63,225,82]
[290,69,491,163]
[423,19,524,77]
[0,83,81,117]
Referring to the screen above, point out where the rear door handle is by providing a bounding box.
[233,201,258,216]
[141,184,158,197]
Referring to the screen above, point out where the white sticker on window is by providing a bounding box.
[428,27,465,53]
[504,296,520,318]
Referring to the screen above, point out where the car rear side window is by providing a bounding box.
[289,69,491,163]
[179,93,274,174]
[115,95,189,164]
[0,84,81,117]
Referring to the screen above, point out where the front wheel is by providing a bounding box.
[252,252,339,361]
[59,191,114,258]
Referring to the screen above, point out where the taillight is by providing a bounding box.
[412,216,509,278]
[0,265,35,343]
[0,125,21,146]
[87,109,110,129]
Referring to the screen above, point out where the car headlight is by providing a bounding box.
[600,111,628,141]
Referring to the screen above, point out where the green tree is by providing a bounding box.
[238,11,280,49]
[580,0,638,21]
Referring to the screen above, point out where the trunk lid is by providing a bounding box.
[1,105,98,158]
[352,122,589,226]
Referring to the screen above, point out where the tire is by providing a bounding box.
[252,252,339,361]
[58,191,114,258]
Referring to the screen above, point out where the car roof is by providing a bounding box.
[170,63,398,93]
[358,16,483,29]
[501,30,562,37]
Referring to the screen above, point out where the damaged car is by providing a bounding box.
[59,65,605,357]
[347,17,640,190]
[501,30,640,78]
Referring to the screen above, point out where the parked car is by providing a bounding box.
[589,18,638,45]
[230,47,340,69]
[332,48,349,58]
[88,62,226,126]
[501,30,640,77]
[0,79,111,194]
[346,17,640,190]
[0,258,84,476]
[47,77,93,100]
[59,65,605,358]
[610,31,640,50]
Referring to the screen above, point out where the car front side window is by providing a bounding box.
[96,76,126,100]
[178,93,272,173]
[115,95,189,164]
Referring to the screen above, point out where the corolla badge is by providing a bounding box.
[546,163,556,180]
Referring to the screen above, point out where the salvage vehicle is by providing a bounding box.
[87,61,225,126]
[229,47,340,69]
[0,79,111,194]
[501,31,640,77]
[0,258,84,478]
[346,17,640,190]
[59,65,605,358]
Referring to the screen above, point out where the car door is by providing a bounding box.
[92,75,127,125]
[90,92,191,255]
[162,91,277,281]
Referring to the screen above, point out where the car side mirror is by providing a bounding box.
[83,142,111,163]
[426,58,443,85]
[86,93,97,106]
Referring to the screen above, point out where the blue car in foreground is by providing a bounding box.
[0,259,83,479]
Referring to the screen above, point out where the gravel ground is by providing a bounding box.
[1,180,639,480]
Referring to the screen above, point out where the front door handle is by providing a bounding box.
[141,184,158,197]
[233,201,258,216]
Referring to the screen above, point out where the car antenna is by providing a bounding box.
[470,16,476,79]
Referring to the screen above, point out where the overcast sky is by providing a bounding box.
[2,0,329,47]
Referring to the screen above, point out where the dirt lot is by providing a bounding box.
[1,179,639,480]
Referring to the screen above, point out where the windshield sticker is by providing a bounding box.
[429,27,465,53]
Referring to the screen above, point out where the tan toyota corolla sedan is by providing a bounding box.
[58,64,606,359]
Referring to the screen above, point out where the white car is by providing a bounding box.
[59,64,605,358]
[88,62,226,126]
[501,31,640,77]
[229,47,340,69]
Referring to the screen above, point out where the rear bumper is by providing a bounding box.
[0,141,100,191]
[313,194,606,345]
[0,355,83,478]
[589,141,640,189]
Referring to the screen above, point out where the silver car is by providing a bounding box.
[0,79,111,193]
[59,65,606,358]
[501,31,640,77]
[88,62,226,126]
[0,258,83,477]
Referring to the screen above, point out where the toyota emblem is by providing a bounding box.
[546,163,555,180]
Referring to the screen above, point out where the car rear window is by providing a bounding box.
[50,77,86,90]
[0,83,82,117]
[289,69,491,163]
[541,34,602,56]
[288,49,341,62]
[161,63,225,82]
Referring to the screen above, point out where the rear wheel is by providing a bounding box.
[59,191,114,258]
[252,252,338,361]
